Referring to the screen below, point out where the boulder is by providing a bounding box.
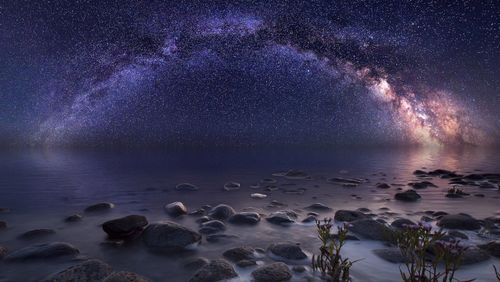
[266,211,296,226]
[165,202,188,217]
[84,202,114,213]
[395,190,421,202]
[348,219,395,241]
[199,220,225,234]
[228,212,261,225]
[143,222,201,251]
[268,243,307,260]
[222,246,255,262]
[251,262,292,282]
[373,248,410,263]
[65,214,83,223]
[334,210,368,222]
[189,259,238,282]
[437,214,481,230]
[183,257,210,270]
[5,242,79,261]
[208,204,235,221]
[103,271,151,282]
[391,218,415,229]
[102,215,148,238]
[305,203,331,211]
[175,183,199,191]
[18,229,56,240]
[42,259,113,282]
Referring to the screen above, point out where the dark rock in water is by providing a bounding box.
[103,271,151,282]
[266,211,296,226]
[42,259,113,282]
[268,243,307,260]
[328,177,363,185]
[433,211,449,217]
[199,220,225,234]
[461,247,490,265]
[479,182,497,189]
[223,246,255,262]
[65,214,83,223]
[206,234,239,243]
[376,183,391,189]
[189,209,206,216]
[84,202,115,213]
[408,181,437,189]
[437,214,481,230]
[413,170,427,176]
[175,183,199,191]
[208,204,235,221]
[196,216,211,224]
[5,242,79,261]
[189,259,238,282]
[236,259,257,267]
[102,215,148,239]
[252,262,292,282]
[334,210,368,222]
[228,212,261,225]
[18,229,56,240]
[302,215,317,223]
[474,193,485,197]
[0,245,7,259]
[348,219,395,241]
[420,216,433,222]
[261,178,277,184]
[428,169,455,176]
[446,230,468,240]
[165,202,188,217]
[479,241,500,258]
[0,220,6,230]
[330,233,359,241]
[223,182,241,191]
[284,170,309,179]
[391,218,415,229]
[305,203,331,211]
[183,257,210,270]
[395,190,421,202]
[142,222,201,251]
[373,248,410,263]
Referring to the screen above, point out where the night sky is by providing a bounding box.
[1,0,499,147]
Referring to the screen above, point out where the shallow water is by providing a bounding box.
[0,147,499,281]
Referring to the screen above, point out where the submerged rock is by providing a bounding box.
[183,257,210,270]
[65,214,83,223]
[103,271,151,282]
[5,242,79,261]
[223,246,255,262]
[223,182,241,191]
[199,220,226,234]
[102,215,148,239]
[165,202,188,217]
[18,229,56,240]
[84,202,115,213]
[305,203,331,211]
[391,218,415,229]
[175,183,199,191]
[373,248,410,263]
[460,247,490,265]
[284,170,309,179]
[228,212,261,225]
[189,259,238,282]
[266,211,296,226]
[348,219,395,241]
[268,243,307,260]
[437,214,481,230]
[334,210,368,222]
[142,222,201,251]
[42,259,113,282]
[394,190,421,202]
[208,204,235,221]
[408,181,437,189]
[252,262,292,282]
[478,241,500,258]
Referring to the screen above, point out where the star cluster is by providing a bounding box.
[1,0,498,147]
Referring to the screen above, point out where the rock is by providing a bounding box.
[206,234,239,243]
[84,202,115,213]
[252,262,292,282]
[142,222,201,251]
[223,182,240,191]
[165,202,188,217]
[183,257,209,270]
[395,190,421,202]
[479,241,500,258]
[348,219,395,241]
[292,266,306,273]
[251,193,268,199]
[305,203,331,211]
[328,177,363,185]
[102,215,148,239]
[266,211,296,226]
[208,204,235,221]
[199,220,225,234]
[42,259,113,282]
[65,214,83,223]
[302,215,317,223]
[408,181,437,189]
[103,271,151,282]
[189,209,206,216]
[228,212,261,225]
[0,245,7,259]
[376,183,391,189]
[373,248,410,263]
[261,178,277,184]
[413,170,427,176]
[189,259,238,282]
[0,220,6,229]
[461,247,490,265]
[268,243,307,260]
[284,170,309,179]
[437,214,481,230]
[236,259,257,267]
[5,242,79,261]
[391,218,415,229]
[223,246,255,262]
[175,183,199,191]
[334,210,368,222]
[18,229,56,240]
[447,230,468,240]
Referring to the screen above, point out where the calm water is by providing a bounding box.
[0,147,499,281]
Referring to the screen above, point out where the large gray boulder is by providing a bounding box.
[228,212,261,225]
[102,215,148,238]
[334,210,368,222]
[143,222,201,251]
[189,259,238,282]
[42,259,113,282]
[165,202,188,217]
[348,219,395,241]
[251,262,292,282]
[208,204,235,221]
[268,243,307,260]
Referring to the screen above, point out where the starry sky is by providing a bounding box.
[1,0,499,147]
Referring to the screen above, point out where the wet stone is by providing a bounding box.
[394,190,421,202]
[208,204,236,221]
[5,242,79,261]
[84,202,115,213]
[228,212,261,225]
[42,259,113,282]
[103,271,151,282]
[223,246,255,262]
[102,215,148,239]
[189,259,238,282]
[142,222,201,252]
[268,243,307,260]
[175,183,199,191]
[251,262,292,282]
[165,202,188,217]
[18,229,56,240]
[65,214,83,223]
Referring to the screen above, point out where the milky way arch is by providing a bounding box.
[33,13,491,147]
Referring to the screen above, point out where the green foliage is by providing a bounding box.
[312,218,358,282]
[397,222,473,282]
